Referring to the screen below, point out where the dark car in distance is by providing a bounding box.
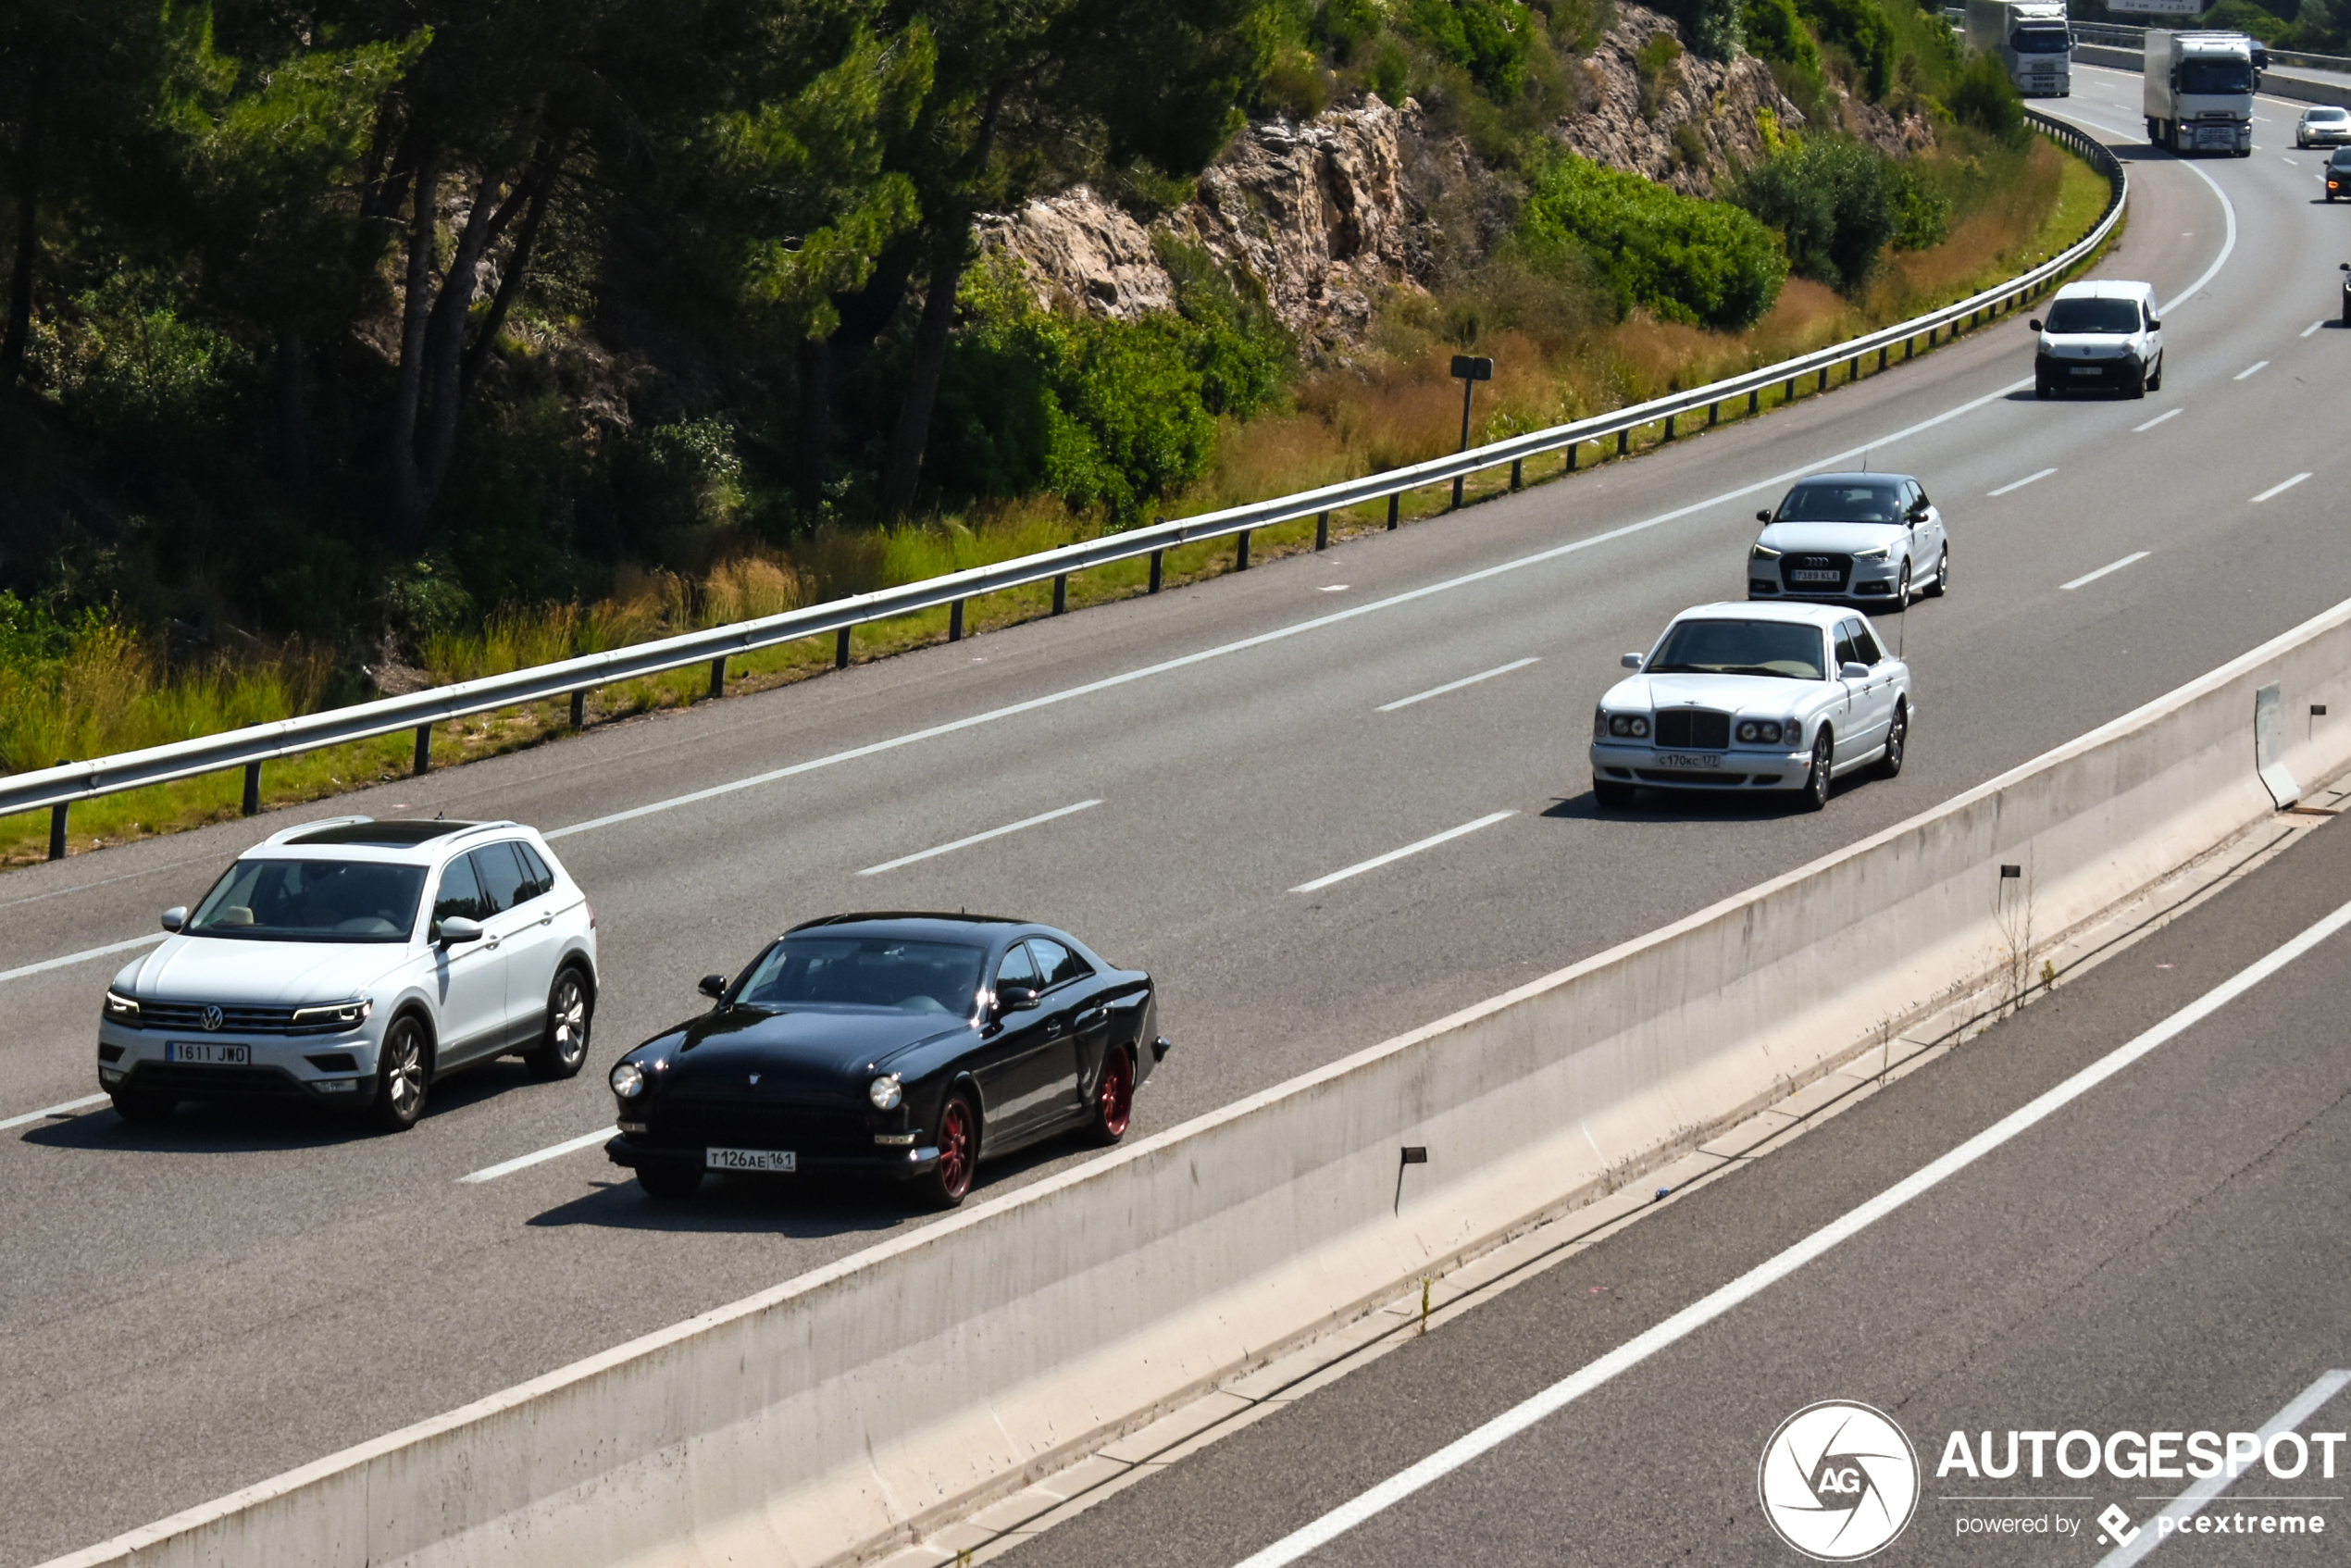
[604,914,1166,1206]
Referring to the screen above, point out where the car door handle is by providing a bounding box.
[1046,1019,1065,1038]
[1077,1007,1107,1027]
[539,913,552,927]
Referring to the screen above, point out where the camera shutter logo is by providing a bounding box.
[1758,1400,1920,1561]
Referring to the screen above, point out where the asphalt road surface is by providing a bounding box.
[995,749,2351,1568]
[3,68,2345,1563]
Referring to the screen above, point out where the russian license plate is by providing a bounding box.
[1789,569,1840,583]
[706,1147,797,1173]
[1657,753,1724,770]
[166,1040,250,1065]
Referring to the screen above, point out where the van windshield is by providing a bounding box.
[2044,297,2141,335]
[2179,57,2252,93]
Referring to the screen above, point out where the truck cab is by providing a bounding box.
[2145,31,2257,156]
[1966,0,2072,97]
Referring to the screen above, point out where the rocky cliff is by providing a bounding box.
[1560,6,1803,197]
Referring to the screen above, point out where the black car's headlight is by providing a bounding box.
[1735,720,1788,744]
[103,989,142,1025]
[611,1062,645,1099]
[1608,715,1650,739]
[868,1073,903,1112]
[292,998,372,1029]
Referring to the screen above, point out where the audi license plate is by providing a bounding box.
[706,1147,797,1173]
[1657,753,1723,770]
[166,1040,250,1065]
[1789,569,1840,583]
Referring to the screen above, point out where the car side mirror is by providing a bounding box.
[2146,317,2160,330]
[2341,263,2349,273]
[697,974,729,1001]
[2028,318,2043,332]
[1839,661,1872,681]
[1908,504,1929,526]
[1621,652,1644,670]
[995,983,1040,1015]
[1755,509,1772,524]
[160,906,187,933]
[435,915,482,946]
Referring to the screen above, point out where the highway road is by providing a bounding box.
[994,758,2351,1568]
[3,64,2345,1563]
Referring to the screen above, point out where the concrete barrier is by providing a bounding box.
[50,595,2351,1568]
[2074,44,2351,108]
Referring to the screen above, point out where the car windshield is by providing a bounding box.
[2044,297,2140,335]
[1648,620,1827,680]
[2179,57,2252,94]
[2309,109,2349,122]
[186,858,426,942]
[2011,24,2069,51]
[1775,480,1905,523]
[735,936,988,1014]
[2332,148,2351,167]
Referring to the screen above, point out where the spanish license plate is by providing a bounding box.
[2069,366,2101,375]
[1789,569,1840,583]
[166,1040,250,1065]
[1657,753,1723,770]
[705,1147,796,1173]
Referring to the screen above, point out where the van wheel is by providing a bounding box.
[2146,356,2162,392]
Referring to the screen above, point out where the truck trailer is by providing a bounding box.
[2144,30,2256,156]
[1965,0,2072,97]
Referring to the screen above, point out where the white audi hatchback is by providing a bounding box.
[97,816,598,1131]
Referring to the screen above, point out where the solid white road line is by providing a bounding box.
[1226,892,2351,1568]
[856,799,1101,877]
[457,1128,615,1184]
[2061,552,2151,591]
[2133,408,2183,433]
[1377,658,1541,713]
[1290,813,1515,895]
[1988,467,2058,498]
[2307,320,2329,339]
[0,932,165,988]
[2252,474,2312,504]
[2235,361,2270,381]
[0,1094,112,1134]
[2096,1369,2351,1565]
[2164,163,2238,317]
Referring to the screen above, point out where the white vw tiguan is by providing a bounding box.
[97,816,598,1130]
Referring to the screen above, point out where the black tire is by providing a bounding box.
[919,1090,980,1210]
[1924,544,1949,598]
[1798,728,1834,812]
[2128,364,2147,400]
[2034,377,2051,401]
[2146,356,2162,392]
[109,1089,175,1124]
[1086,1048,1136,1147]
[1896,562,1912,607]
[367,1013,430,1132]
[636,1160,703,1201]
[524,965,593,1080]
[1878,700,1909,779]
[1593,778,1635,808]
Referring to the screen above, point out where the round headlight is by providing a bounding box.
[610,1062,644,1099]
[1736,720,1760,742]
[868,1073,903,1112]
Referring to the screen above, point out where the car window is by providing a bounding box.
[1649,619,1828,680]
[1833,626,1860,669]
[1028,938,1092,990]
[433,854,493,926]
[186,857,427,943]
[1848,622,1885,665]
[996,942,1042,992]
[470,841,536,913]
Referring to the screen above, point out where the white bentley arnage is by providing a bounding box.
[1590,603,1911,811]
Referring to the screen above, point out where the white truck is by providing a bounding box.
[2144,30,2257,156]
[1965,0,2073,97]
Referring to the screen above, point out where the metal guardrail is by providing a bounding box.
[2071,18,2351,72]
[0,114,2127,852]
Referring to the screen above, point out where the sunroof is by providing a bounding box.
[285,820,476,847]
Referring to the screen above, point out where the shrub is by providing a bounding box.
[1517,149,1788,329]
[1405,0,1536,99]
[1946,52,2026,144]
[1635,31,1685,118]
[1743,0,1820,69]
[1797,0,1897,98]
[1732,136,1915,292]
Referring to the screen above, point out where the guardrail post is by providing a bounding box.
[1616,429,1628,457]
[1817,367,1830,392]
[1387,493,1401,528]
[413,725,431,776]
[569,691,586,728]
[1315,510,1331,548]
[1708,402,1718,428]
[1508,461,1522,492]
[1848,355,1860,381]
[1150,549,1165,591]
[949,600,964,641]
[1906,336,1915,360]
[1566,443,1578,473]
[1878,346,1888,372]
[835,627,852,668]
[49,803,67,861]
[1052,573,1068,614]
[1237,530,1251,570]
[242,762,262,817]
[1929,326,1938,347]
[708,655,727,698]
[1784,376,1796,402]
[1450,472,1464,508]
[1748,390,1759,417]
[1663,413,1676,442]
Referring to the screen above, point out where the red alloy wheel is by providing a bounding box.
[1094,1049,1134,1142]
[934,1095,976,1204]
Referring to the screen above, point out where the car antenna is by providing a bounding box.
[435,808,445,820]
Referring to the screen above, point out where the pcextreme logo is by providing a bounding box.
[1760,1400,1922,1561]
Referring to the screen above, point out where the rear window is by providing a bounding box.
[2044,297,2141,335]
[189,858,427,942]
[1775,481,1906,523]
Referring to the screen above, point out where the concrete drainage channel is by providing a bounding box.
[45,598,2351,1568]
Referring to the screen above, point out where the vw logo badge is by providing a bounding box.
[201,1004,225,1032]
[748,1072,761,1086]
[1758,1400,1919,1561]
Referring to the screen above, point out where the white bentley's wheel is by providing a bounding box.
[1799,728,1834,812]
[1878,700,1909,778]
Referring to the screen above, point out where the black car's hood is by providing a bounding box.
[658,1005,967,1091]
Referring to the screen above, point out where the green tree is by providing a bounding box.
[1518,148,1788,330]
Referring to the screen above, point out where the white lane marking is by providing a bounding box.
[1988,467,2058,498]
[0,932,166,988]
[457,1128,614,1184]
[2234,360,2270,380]
[2061,552,2151,591]
[1377,659,1541,713]
[0,1094,112,1134]
[857,800,1101,877]
[2096,1370,2351,1565]
[2283,156,2300,166]
[2253,473,2313,504]
[2133,408,2183,432]
[541,377,2047,846]
[2306,319,2328,338]
[1290,813,1515,894]
[2163,163,2237,317]
[1318,584,1350,592]
[1226,891,2351,1568]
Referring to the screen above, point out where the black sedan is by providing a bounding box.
[604,914,1166,1206]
